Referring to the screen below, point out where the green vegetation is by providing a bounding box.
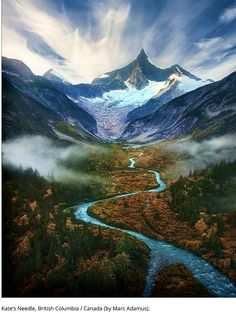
[54,121,95,142]
[2,148,149,296]
[170,160,236,258]
[61,143,129,176]
[171,160,236,221]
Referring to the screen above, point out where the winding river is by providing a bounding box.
[74,156,236,297]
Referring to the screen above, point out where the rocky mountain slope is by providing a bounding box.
[92,49,206,89]
[121,71,236,143]
[3,50,214,141]
[3,57,98,142]
[79,50,211,139]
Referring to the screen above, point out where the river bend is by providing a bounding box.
[74,157,236,297]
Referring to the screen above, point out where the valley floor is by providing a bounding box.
[3,142,236,297]
[91,145,236,285]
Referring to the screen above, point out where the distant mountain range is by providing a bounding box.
[121,71,236,143]
[3,51,235,144]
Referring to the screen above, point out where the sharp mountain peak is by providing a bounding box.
[136,48,149,60]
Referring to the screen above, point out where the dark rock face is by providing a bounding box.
[2,77,62,140]
[126,65,149,89]
[2,57,34,80]
[126,98,163,121]
[2,57,98,141]
[92,49,197,87]
[121,72,236,142]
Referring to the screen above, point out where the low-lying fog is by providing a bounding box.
[166,134,236,176]
[3,134,236,183]
[2,135,107,184]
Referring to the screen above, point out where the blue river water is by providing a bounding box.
[74,156,236,297]
[128,157,136,168]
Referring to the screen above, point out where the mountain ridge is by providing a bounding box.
[3,53,218,141]
[43,49,210,100]
[38,49,213,139]
[91,49,204,90]
[2,57,99,143]
[121,71,236,143]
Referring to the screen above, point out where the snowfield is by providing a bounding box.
[88,80,168,108]
[74,73,210,140]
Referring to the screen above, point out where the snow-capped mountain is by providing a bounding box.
[26,49,213,140]
[125,66,212,122]
[92,49,210,91]
[3,54,235,145]
[77,49,211,138]
[120,71,236,143]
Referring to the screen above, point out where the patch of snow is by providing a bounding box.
[67,117,76,126]
[98,73,110,79]
[169,73,181,81]
[3,70,20,77]
[124,80,137,91]
[176,67,183,74]
[178,75,209,93]
[167,72,210,94]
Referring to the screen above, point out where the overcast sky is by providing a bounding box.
[2,0,236,83]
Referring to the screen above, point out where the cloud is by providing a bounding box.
[2,27,54,76]
[143,0,213,68]
[220,5,236,23]
[200,53,236,80]
[2,135,106,184]
[166,134,236,176]
[1,0,212,81]
[214,52,228,62]
[186,33,236,79]
[2,0,236,82]
[194,37,223,50]
[2,0,135,83]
